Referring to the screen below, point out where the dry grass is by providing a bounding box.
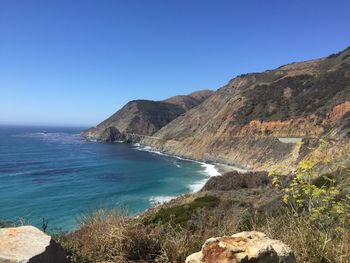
[54,182,350,263]
[56,203,350,263]
[56,209,128,262]
[238,209,350,263]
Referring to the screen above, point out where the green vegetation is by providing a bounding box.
[56,189,350,263]
[266,139,350,262]
[56,188,350,263]
[55,141,350,262]
[270,161,349,224]
[144,195,220,226]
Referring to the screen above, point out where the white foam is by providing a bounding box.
[134,145,167,156]
[187,163,221,192]
[149,195,176,205]
[134,145,222,193]
[133,145,186,160]
[187,179,208,192]
[200,163,221,177]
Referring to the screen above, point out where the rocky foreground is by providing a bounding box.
[1,167,348,262]
[186,231,295,263]
[0,226,66,263]
[0,226,295,263]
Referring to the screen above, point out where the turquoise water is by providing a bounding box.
[0,126,214,232]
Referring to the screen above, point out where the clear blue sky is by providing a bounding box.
[1,0,349,126]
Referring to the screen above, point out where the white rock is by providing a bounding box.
[186,231,295,263]
[0,226,66,263]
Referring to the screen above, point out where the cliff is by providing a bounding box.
[81,90,213,141]
[83,46,350,171]
[143,46,350,171]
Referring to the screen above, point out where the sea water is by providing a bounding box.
[0,126,219,232]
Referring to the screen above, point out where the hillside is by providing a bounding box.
[57,46,350,262]
[144,46,350,171]
[81,90,213,141]
[82,46,350,171]
[164,90,214,111]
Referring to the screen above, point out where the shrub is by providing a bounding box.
[270,160,350,228]
[243,209,350,263]
[56,208,128,263]
[267,141,350,262]
[144,195,220,226]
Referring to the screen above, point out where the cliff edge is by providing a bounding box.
[81,90,214,141]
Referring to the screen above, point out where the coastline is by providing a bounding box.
[131,143,249,194]
[214,162,249,174]
[132,144,220,194]
[132,143,249,174]
[80,139,250,209]
[85,137,249,176]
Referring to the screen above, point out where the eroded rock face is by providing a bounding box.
[144,46,350,171]
[84,46,350,171]
[99,126,124,142]
[186,231,295,263]
[81,90,214,142]
[0,226,66,263]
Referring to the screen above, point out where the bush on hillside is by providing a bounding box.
[144,195,220,227]
[56,146,350,263]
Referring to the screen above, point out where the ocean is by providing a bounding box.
[0,125,219,232]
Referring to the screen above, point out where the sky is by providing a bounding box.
[0,0,349,126]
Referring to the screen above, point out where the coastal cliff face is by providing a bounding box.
[143,46,350,171]
[83,46,350,171]
[81,90,213,141]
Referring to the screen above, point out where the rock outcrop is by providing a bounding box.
[0,226,66,263]
[186,231,295,263]
[98,126,124,142]
[201,171,270,192]
[81,90,213,141]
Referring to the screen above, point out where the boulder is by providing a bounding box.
[0,226,66,263]
[186,231,295,263]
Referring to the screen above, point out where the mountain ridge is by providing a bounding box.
[81,90,214,141]
[143,46,350,171]
[83,46,350,172]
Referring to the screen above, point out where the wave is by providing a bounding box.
[187,179,208,192]
[133,145,221,171]
[199,163,221,177]
[187,163,221,192]
[134,145,168,157]
[149,195,177,205]
[133,144,221,193]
